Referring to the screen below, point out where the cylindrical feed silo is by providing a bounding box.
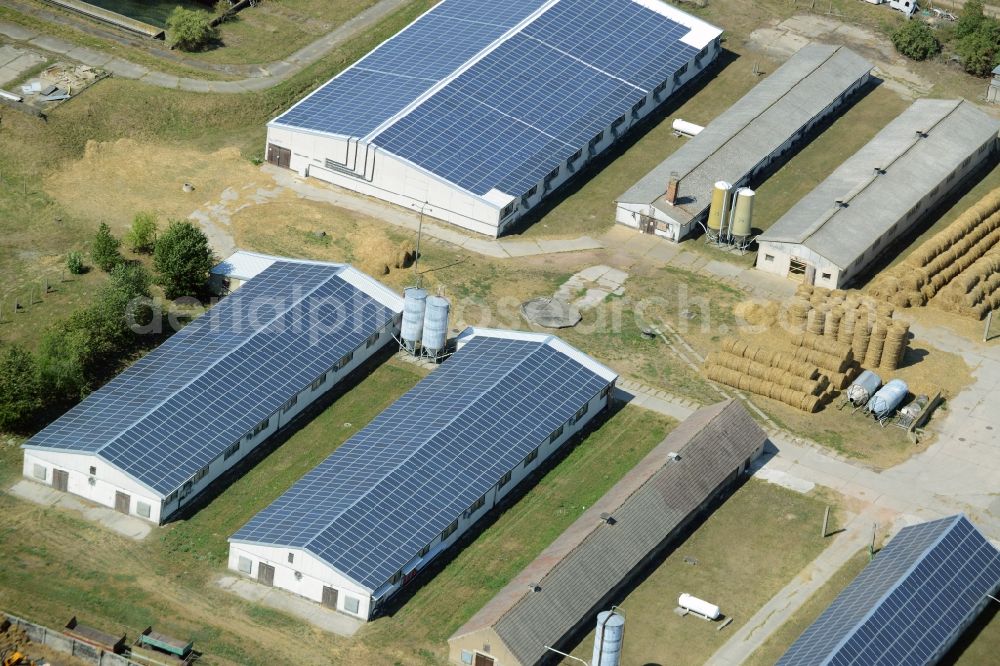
[731,187,755,238]
[401,287,427,353]
[421,295,450,359]
[592,610,625,666]
[707,181,732,237]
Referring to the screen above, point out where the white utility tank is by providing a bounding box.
[401,287,427,352]
[591,610,625,666]
[672,118,705,137]
[421,295,450,356]
[679,593,721,620]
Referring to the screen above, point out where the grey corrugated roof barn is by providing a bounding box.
[756,98,1000,288]
[447,399,767,666]
[616,44,873,241]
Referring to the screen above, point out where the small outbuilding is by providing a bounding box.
[616,44,873,241]
[756,99,1000,288]
[447,399,766,666]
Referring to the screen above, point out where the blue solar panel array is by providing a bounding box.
[231,334,613,590]
[273,0,704,196]
[778,514,1000,666]
[24,262,398,496]
[274,0,547,138]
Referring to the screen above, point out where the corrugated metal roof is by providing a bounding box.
[617,44,873,225]
[759,99,1000,270]
[449,399,766,665]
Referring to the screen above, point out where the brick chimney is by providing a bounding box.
[665,176,679,205]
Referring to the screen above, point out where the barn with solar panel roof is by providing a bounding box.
[263,0,722,237]
[228,327,618,620]
[21,254,403,524]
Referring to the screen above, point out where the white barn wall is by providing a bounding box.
[226,384,615,620]
[23,450,164,523]
[266,37,721,238]
[227,544,375,618]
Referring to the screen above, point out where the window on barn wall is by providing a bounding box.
[288,552,294,564]
[764,254,775,262]
[238,556,252,574]
[632,98,647,115]
[523,448,539,467]
[498,470,512,488]
[137,501,151,518]
[33,464,47,481]
[283,395,298,413]
[548,425,564,444]
[311,373,327,391]
[419,542,431,558]
[441,519,458,540]
[224,441,240,460]
[366,331,380,349]
[90,465,97,475]
[344,596,361,614]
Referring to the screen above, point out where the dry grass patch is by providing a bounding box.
[44,139,264,234]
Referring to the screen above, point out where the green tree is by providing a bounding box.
[891,21,942,61]
[154,220,214,299]
[125,212,158,254]
[958,18,1000,76]
[167,7,219,51]
[957,0,987,39]
[67,250,85,275]
[91,222,123,272]
[36,327,90,401]
[0,345,42,431]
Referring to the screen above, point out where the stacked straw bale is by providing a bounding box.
[866,187,1000,313]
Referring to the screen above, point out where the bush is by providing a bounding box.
[167,7,219,51]
[154,220,215,299]
[125,212,158,254]
[91,222,123,272]
[0,345,42,431]
[891,21,941,61]
[67,250,85,275]
[958,17,1000,76]
[957,0,987,39]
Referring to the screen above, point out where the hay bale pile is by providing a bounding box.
[867,187,1000,316]
[787,286,904,376]
[933,249,1000,319]
[705,338,832,412]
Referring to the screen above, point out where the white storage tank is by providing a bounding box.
[592,609,625,666]
[679,593,721,620]
[401,287,427,353]
[421,295,450,358]
[672,118,705,137]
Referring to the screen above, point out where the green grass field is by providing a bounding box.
[563,479,831,666]
[0,357,676,665]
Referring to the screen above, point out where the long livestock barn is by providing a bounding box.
[616,44,873,241]
[264,0,722,237]
[22,257,403,524]
[778,514,1000,666]
[228,328,618,620]
[448,400,766,666]
[756,98,1000,288]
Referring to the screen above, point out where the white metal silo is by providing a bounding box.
[707,181,732,238]
[592,609,625,666]
[401,287,427,354]
[421,295,450,360]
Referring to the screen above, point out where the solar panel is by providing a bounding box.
[272,0,709,198]
[231,333,613,591]
[24,262,398,496]
[777,515,1000,666]
[272,0,548,138]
